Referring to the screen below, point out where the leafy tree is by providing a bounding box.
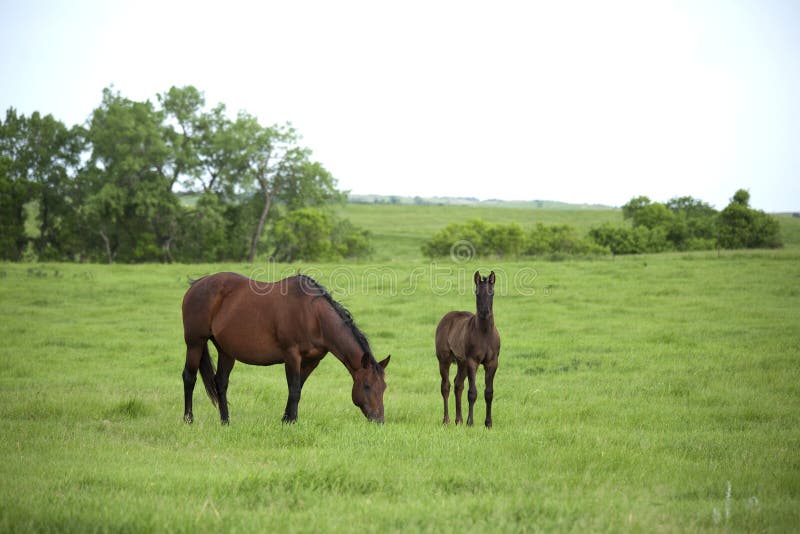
[0,157,28,259]
[0,109,33,259]
[80,88,178,262]
[272,208,334,262]
[172,192,227,262]
[623,196,677,230]
[2,86,369,263]
[158,86,205,191]
[718,189,781,249]
[331,218,373,259]
[0,108,85,260]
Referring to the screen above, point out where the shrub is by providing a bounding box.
[423,219,605,259]
[272,208,372,262]
[717,190,781,249]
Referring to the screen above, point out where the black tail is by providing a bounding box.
[199,343,218,407]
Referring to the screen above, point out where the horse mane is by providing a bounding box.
[295,274,374,360]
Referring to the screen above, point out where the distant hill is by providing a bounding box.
[347,194,615,210]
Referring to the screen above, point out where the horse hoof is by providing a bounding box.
[281,415,297,424]
[485,420,493,429]
[221,419,229,426]
[184,414,194,424]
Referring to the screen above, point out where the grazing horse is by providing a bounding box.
[435,271,501,427]
[181,272,390,424]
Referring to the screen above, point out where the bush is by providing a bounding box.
[595,190,781,254]
[422,219,605,259]
[272,208,372,262]
[717,190,781,249]
[332,218,373,259]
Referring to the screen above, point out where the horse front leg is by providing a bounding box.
[454,363,467,425]
[282,351,320,424]
[484,358,498,429]
[282,363,302,424]
[466,360,478,427]
[214,350,235,425]
[438,358,451,424]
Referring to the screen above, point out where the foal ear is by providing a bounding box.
[488,271,496,285]
[474,270,481,286]
[379,355,391,369]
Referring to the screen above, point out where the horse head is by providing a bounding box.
[474,270,495,319]
[352,353,391,423]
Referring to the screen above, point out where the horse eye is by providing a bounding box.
[364,383,371,392]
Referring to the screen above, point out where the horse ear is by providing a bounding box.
[488,271,496,285]
[379,355,390,369]
[361,353,371,369]
[474,271,481,285]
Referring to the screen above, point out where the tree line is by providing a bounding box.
[0,86,371,263]
[422,190,782,259]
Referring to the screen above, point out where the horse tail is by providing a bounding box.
[199,343,219,407]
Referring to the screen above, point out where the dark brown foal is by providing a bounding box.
[435,271,501,428]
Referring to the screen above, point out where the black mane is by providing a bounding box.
[295,274,374,360]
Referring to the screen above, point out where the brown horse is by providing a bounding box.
[181,272,389,424]
[435,271,500,428]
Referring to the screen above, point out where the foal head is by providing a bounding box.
[474,270,496,319]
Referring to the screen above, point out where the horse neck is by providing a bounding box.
[319,306,363,376]
[475,312,494,332]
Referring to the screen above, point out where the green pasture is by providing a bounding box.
[336,204,624,261]
[1,209,800,532]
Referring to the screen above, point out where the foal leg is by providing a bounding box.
[214,349,235,425]
[454,362,467,425]
[466,360,479,426]
[182,342,203,424]
[438,358,451,425]
[484,358,498,429]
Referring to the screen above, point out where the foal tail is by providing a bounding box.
[199,343,219,407]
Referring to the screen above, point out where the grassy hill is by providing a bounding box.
[348,194,614,210]
[337,204,625,261]
[338,203,800,261]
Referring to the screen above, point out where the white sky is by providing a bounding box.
[1,0,799,211]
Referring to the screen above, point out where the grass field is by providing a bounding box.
[1,208,799,532]
[336,204,625,261]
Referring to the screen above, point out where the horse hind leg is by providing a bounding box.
[438,357,451,425]
[182,342,204,424]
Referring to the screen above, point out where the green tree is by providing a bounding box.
[272,208,334,262]
[81,88,179,262]
[0,108,84,260]
[0,157,28,260]
[717,189,781,249]
[331,218,373,259]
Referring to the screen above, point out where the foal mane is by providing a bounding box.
[295,274,375,361]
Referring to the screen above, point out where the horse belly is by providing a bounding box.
[214,330,286,366]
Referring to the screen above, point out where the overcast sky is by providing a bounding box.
[2,0,798,211]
